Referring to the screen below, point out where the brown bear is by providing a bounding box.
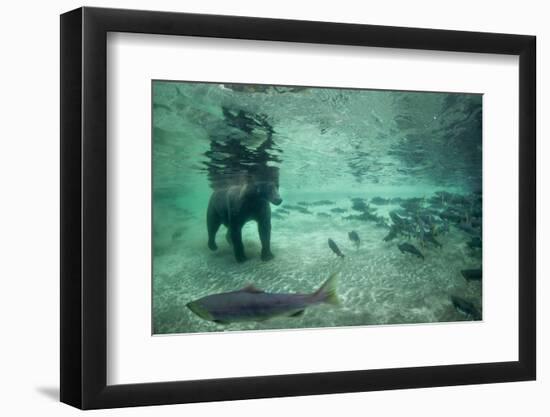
[207,179,282,263]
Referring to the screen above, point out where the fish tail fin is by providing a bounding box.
[314,272,340,305]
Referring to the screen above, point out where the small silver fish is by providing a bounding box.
[461,269,482,282]
[450,295,481,320]
[397,242,424,260]
[187,273,340,324]
[348,231,360,248]
[328,238,345,258]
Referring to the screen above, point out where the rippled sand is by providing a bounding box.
[153,199,482,334]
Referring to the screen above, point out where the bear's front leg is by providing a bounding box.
[229,226,247,263]
[206,200,221,251]
[258,217,274,261]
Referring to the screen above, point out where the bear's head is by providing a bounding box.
[254,181,282,206]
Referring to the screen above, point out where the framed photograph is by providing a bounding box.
[60,7,536,409]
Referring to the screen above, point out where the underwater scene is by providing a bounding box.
[152,81,482,335]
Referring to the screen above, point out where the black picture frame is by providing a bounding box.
[60,6,536,410]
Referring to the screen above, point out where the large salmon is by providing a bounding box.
[187,273,340,324]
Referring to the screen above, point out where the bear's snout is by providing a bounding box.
[270,188,282,205]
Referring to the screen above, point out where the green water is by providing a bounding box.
[152,81,482,334]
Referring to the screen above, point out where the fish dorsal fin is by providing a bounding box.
[240,284,264,293]
[289,310,305,317]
